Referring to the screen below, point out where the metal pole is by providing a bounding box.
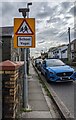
[68,27,71,64]
[26,3,32,75]
[18,8,29,109]
[24,48,28,108]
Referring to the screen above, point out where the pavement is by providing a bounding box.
[0,75,2,120]
[21,62,54,118]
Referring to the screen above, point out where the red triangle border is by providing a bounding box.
[15,19,34,35]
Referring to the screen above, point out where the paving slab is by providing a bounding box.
[29,82,41,88]
[29,93,45,100]
[22,111,52,118]
[29,87,42,93]
[29,99,49,111]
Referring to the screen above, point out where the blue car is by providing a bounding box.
[41,59,76,82]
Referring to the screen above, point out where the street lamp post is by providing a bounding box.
[26,2,32,75]
[18,7,30,109]
[68,27,71,64]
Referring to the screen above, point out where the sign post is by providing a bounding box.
[14,11,35,109]
[14,18,35,48]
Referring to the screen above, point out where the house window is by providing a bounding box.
[57,51,59,53]
[62,50,65,53]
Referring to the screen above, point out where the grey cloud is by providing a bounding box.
[61,2,73,10]
[2,2,27,17]
[64,16,72,20]
[36,2,53,19]
[2,2,14,15]
[0,3,2,16]
[45,28,59,35]
[69,5,76,16]
[2,2,28,26]
[37,24,70,44]
[1,1,75,53]
[55,2,74,17]
[38,27,60,41]
[55,19,68,28]
[47,17,61,23]
[36,19,42,24]
[37,12,49,18]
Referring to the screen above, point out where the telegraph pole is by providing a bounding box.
[18,8,30,109]
[68,27,71,64]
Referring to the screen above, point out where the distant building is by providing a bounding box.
[48,44,68,62]
[0,26,22,62]
[68,39,76,62]
[48,47,56,58]
[0,37,2,62]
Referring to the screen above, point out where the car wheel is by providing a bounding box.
[41,70,43,75]
[45,73,50,83]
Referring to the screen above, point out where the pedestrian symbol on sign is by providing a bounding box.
[16,20,34,35]
[20,25,28,33]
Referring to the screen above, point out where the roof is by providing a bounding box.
[0,26,13,37]
[71,39,76,43]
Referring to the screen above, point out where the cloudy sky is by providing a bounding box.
[0,0,76,57]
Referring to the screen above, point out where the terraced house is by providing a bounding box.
[70,39,76,62]
[48,44,68,62]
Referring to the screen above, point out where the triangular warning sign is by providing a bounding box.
[16,19,34,35]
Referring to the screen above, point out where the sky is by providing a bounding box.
[0,0,76,57]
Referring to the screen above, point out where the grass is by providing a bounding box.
[20,108,32,112]
[38,76,51,97]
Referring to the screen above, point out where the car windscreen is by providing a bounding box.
[46,59,65,67]
[36,59,42,63]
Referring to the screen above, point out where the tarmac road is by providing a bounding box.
[39,72,75,117]
[39,67,76,116]
[49,81,74,117]
[39,66,76,118]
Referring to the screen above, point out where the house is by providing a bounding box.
[48,44,68,62]
[0,26,22,62]
[0,37,2,62]
[68,39,76,62]
[48,47,56,58]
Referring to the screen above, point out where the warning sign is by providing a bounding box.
[14,18,35,48]
[16,20,34,35]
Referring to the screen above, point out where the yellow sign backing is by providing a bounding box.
[14,18,35,48]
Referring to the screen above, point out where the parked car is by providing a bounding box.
[41,58,76,82]
[35,59,42,71]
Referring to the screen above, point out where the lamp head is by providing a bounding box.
[18,8,29,18]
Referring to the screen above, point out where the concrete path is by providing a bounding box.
[21,63,52,118]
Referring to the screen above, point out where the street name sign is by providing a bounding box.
[14,18,35,48]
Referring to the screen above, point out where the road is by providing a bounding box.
[0,75,2,120]
[37,66,76,118]
[49,81,74,117]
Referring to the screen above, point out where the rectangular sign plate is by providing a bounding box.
[14,18,35,48]
[17,36,32,47]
